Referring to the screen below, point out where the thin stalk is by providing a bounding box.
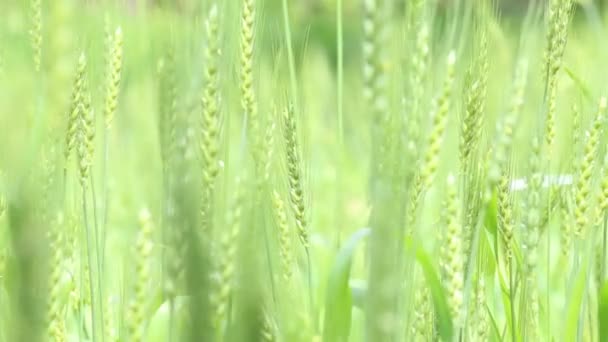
[305,247,314,331]
[336,0,343,145]
[90,174,105,342]
[509,263,517,342]
[261,189,277,305]
[546,210,551,338]
[519,278,529,340]
[576,237,592,342]
[454,0,474,58]
[281,0,299,110]
[602,213,607,284]
[79,228,85,342]
[335,0,344,250]
[461,205,486,333]
[82,189,100,342]
[101,126,110,272]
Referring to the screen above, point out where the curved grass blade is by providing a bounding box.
[563,66,593,102]
[322,228,370,342]
[349,279,367,310]
[407,239,454,342]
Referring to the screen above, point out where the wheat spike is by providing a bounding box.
[104,27,124,128]
[126,209,153,342]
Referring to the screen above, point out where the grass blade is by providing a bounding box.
[323,228,370,342]
[408,239,454,342]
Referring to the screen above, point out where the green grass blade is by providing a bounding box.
[484,190,498,237]
[409,239,454,342]
[322,228,370,342]
[598,282,608,341]
[564,255,590,341]
[486,303,503,341]
[563,66,593,102]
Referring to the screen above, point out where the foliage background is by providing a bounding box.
[1,0,608,341]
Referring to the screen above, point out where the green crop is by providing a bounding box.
[2,1,608,341]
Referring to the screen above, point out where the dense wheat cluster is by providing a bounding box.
[3,0,608,341]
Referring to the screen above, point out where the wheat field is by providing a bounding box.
[1,0,608,341]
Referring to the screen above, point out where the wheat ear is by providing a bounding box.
[200,4,222,236]
[442,174,464,328]
[126,209,153,342]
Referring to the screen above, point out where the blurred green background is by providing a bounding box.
[1,0,608,340]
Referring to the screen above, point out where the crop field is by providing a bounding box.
[2,0,608,341]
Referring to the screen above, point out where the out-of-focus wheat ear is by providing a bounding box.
[406,51,456,234]
[422,51,456,189]
[411,283,432,340]
[41,146,57,223]
[282,104,308,249]
[498,171,514,268]
[261,310,278,342]
[594,153,608,228]
[157,49,179,175]
[567,103,582,190]
[542,0,574,157]
[72,54,95,188]
[103,27,123,129]
[200,3,221,185]
[404,0,429,170]
[271,189,293,282]
[522,137,542,340]
[126,209,153,342]
[362,0,390,180]
[47,213,66,342]
[200,4,222,238]
[281,101,314,327]
[104,296,118,342]
[460,27,488,175]
[210,188,243,335]
[29,0,42,72]
[574,97,607,238]
[559,197,571,260]
[595,242,604,290]
[524,140,543,263]
[362,0,388,123]
[240,0,262,162]
[77,88,95,189]
[261,120,276,185]
[459,23,488,263]
[570,103,581,157]
[441,174,464,329]
[596,155,608,229]
[64,53,87,172]
[472,277,488,341]
[486,58,528,200]
[595,157,608,285]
